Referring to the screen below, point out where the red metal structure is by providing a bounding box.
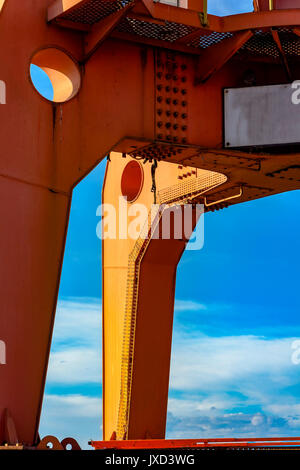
[91,437,300,449]
[1,0,300,450]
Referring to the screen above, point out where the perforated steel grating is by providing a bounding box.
[61,0,133,25]
[242,30,280,57]
[59,2,300,56]
[240,28,300,58]
[117,17,196,42]
[279,30,300,57]
[188,31,233,49]
[117,19,233,48]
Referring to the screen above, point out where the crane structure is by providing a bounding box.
[1,0,300,450]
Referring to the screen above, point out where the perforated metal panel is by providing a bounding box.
[129,143,186,160]
[280,30,300,56]
[116,19,234,49]
[188,31,233,49]
[61,0,133,25]
[158,171,227,204]
[117,17,195,42]
[242,30,280,57]
[56,2,300,58]
[241,28,300,58]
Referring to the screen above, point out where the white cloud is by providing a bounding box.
[39,394,102,450]
[53,297,101,345]
[265,404,300,428]
[47,347,101,384]
[40,298,103,447]
[251,413,265,427]
[44,394,101,418]
[45,298,102,384]
[166,397,285,440]
[166,332,300,438]
[40,297,300,447]
[168,396,237,418]
[174,300,207,312]
[170,334,297,393]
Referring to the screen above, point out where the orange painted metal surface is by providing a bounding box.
[102,155,217,440]
[1,0,300,448]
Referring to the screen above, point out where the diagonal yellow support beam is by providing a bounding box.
[199,0,208,27]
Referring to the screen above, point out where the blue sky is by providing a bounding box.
[34,0,300,449]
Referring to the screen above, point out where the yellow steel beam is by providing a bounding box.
[199,0,208,26]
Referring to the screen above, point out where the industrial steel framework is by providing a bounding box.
[1,0,300,450]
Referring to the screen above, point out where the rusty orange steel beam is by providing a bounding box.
[222,10,300,32]
[195,30,253,84]
[91,437,300,450]
[84,5,135,61]
[47,0,300,35]
[271,28,292,80]
[139,4,300,33]
[142,2,221,30]
[48,1,300,38]
[48,0,222,31]
[3,0,300,449]
[0,0,157,446]
[53,17,91,31]
[174,27,213,46]
[111,31,205,56]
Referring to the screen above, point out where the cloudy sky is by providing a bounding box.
[34,0,300,449]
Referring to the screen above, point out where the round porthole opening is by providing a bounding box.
[30,47,81,103]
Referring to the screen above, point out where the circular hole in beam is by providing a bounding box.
[30,48,81,103]
[121,160,144,203]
